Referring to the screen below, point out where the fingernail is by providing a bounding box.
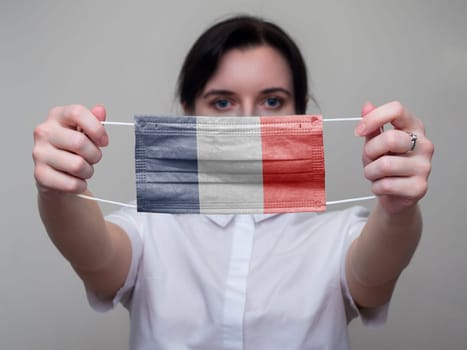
[354,123,366,136]
[100,134,109,146]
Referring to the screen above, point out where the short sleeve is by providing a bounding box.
[340,206,390,327]
[85,203,144,312]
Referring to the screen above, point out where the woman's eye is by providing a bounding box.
[264,97,282,108]
[213,99,231,110]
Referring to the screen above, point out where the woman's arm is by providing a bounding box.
[346,101,434,308]
[33,104,131,301]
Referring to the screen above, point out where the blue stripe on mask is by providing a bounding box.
[135,116,200,213]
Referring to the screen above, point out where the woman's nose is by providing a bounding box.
[239,101,257,116]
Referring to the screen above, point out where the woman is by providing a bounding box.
[33,15,434,350]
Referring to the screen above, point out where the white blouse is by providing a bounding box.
[87,206,387,350]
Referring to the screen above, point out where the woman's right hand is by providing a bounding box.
[33,104,109,194]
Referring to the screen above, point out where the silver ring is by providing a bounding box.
[407,132,418,153]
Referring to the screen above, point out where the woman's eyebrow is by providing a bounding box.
[260,87,292,96]
[202,89,235,99]
[202,87,291,99]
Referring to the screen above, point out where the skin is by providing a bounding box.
[190,46,295,117]
[33,45,434,308]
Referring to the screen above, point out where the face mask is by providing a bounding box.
[77,115,375,213]
[134,115,325,214]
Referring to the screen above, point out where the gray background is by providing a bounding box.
[1,0,466,349]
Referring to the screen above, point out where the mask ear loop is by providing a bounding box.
[77,194,137,208]
[76,117,377,210]
[77,193,376,209]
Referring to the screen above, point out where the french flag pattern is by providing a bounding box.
[135,115,325,214]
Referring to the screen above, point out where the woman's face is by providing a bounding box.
[190,45,295,116]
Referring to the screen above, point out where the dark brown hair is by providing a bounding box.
[177,15,310,114]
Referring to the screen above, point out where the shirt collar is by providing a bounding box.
[205,213,280,227]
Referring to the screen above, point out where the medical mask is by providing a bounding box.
[77,115,375,213]
[134,115,325,214]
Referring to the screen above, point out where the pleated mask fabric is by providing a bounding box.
[134,115,325,214]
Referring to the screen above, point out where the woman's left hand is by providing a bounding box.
[355,101,434,214]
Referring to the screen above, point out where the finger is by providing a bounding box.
[91,104,107,122]
[358,101,382,142]
[34,163,87,193]
[361,101,376,117]
[371,176,428,200]
[37,144,95,180]
[364,155,416,181]
[47,123,103,164]
[363,129,417,160]
[355,101,423,137]
[90,104,109,146]
[59,105,109,147]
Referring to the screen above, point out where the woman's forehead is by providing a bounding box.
[203,45,293,93]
